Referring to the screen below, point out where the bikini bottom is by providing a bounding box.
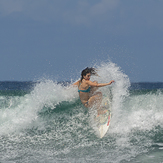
[84,100,89,107]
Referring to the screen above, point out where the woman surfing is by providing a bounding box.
[73,67,114,114]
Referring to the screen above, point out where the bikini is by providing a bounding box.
[78,87,91,93]
[78,83,91,106]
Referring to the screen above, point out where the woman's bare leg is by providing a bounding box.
[88,92,103,115]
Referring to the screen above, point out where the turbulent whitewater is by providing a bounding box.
[0,62,163,163]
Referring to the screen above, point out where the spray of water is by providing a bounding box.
[0,80,78,135]
[0,60,163,162]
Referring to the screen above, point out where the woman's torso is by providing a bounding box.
[78,80,90,104]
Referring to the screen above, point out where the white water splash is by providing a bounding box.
[0,80,78,135]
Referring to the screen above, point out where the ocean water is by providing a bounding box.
[0,62,163,163]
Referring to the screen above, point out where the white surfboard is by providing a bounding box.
[94,97,111,138]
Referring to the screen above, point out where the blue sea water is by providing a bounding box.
[0,62,163,163]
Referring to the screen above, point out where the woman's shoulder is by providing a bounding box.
[73,80,80,86]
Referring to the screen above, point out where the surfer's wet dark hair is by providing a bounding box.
[80,67,97,81]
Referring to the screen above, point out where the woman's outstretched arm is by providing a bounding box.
[87,80,114,87]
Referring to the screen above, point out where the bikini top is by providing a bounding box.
[78,82,91,93]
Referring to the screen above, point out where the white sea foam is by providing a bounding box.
[0,61,163,162]
[0,80,78,135]
[109,91,163,135]
[0,60,162,139]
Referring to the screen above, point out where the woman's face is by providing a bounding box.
[84,73,91,80]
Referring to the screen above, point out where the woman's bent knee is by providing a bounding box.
[94,92,102,101]
[96,92,102,97]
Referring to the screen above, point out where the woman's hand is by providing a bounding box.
[109,80,115,85]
